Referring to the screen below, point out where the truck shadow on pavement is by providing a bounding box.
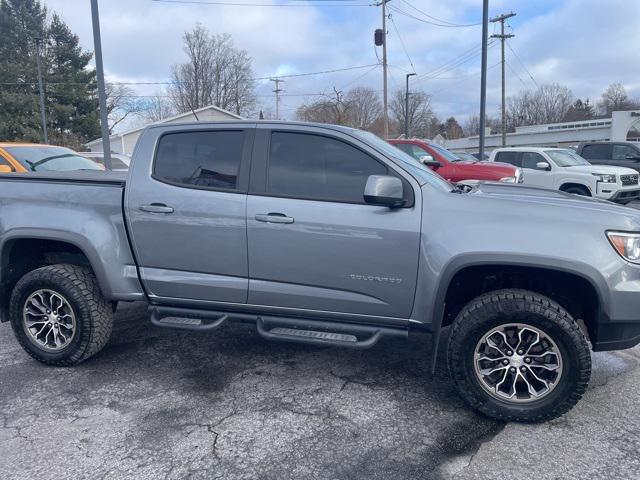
[1,302,504,480]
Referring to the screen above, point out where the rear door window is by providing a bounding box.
[154,130,244,190]
[495,151,522,167]
[581,144,611,160]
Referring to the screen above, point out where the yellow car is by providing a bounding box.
[0,143,105,173]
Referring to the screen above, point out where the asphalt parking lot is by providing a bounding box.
[1,302,639,480]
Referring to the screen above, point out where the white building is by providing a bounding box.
[445,110,640,153]
[86,104,243,155]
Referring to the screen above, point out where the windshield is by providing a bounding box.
[351,130,453,192]
[454,152,477,163]
[6,146,104,172]
[428,143,461,162]
[544,149,591,167]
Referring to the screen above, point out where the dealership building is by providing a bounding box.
[443,110,640,153]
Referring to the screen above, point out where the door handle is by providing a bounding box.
[255,213,294,224]
[139,203,174,214]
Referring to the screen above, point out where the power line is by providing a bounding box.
[0,63,381,87]
[506,42,539,88]
[389,13,416,73]
[505,61,528,88]
[400,0,481,27]
[151,0,373,7]
[490,11,516,146]
[417,40,497,81]
[388,4,480,27]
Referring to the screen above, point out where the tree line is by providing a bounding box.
[1,0,639,148]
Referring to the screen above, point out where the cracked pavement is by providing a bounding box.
[1,302,639,479]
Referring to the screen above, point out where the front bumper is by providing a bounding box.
[606,188,640,204]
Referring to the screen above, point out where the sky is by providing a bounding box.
[42,0,640,131]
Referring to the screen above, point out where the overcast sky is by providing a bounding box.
[43,0,640,130]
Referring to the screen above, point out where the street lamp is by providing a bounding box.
[405,73,416,138]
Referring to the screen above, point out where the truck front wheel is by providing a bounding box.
[9,264,114,366]
[447,289,591,422]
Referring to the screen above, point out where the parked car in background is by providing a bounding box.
[0,143,105,173]
[488,147,640,204]
[388,139,522,183]
[82,151,131,171]
[576,141,640,172]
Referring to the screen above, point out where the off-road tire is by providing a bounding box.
[9,264,113,366]
[447,289,591,422]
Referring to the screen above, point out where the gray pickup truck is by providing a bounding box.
[2,121,640,422]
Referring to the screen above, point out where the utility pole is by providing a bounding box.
[404,73,416,138]
[478,0,489,160]
[491,11,516,147]
[270,78,284,120]
[382,0,389,138]
[90,0,112,170]
[34,38,48,144]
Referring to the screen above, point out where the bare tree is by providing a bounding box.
[463,114,501,136]
[598,82,640,115]
[507,83,574,128]
[105,83,145,133]
[389,89,435,138]
[141,93,175,123]
[296,88,349,125]
[344,87,382,130]
[169,24,255,116]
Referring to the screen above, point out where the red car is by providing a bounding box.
[388,139,522,184]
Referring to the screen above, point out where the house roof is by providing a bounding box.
[86,104,243,146]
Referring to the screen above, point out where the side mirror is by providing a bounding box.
[536,161,551,171]
[0,164,13,173]
[420,155,442,168]
[364,175,404,207]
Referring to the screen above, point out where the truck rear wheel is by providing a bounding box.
[447,289,591,422]
[9,264,113,366]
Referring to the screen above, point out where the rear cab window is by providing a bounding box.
[153,130,245,190]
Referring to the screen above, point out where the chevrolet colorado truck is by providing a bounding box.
[2,121,640,423]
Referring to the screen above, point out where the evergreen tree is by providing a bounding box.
[0,0,100,147]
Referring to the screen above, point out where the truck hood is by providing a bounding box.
[562,165,638,175]
[468,181,640,218]
[454,160,516,174]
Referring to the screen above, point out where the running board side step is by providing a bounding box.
[256,316,407,349]
[149,306,229,331]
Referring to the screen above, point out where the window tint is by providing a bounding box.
[613,144,640,160]
[521,152,546,169]
[495,151,522,167]
[581,144,611,159]
[154,131,244,189]
[268,132,388,203]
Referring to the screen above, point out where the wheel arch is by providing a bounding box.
[0,230,113,308]
[559,182,592,195]
[426,254,608,371]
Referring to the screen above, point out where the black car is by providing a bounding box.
[576,141,640,172]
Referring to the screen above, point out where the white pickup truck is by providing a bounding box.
[488,147,640,204]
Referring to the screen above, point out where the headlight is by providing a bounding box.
[607,232,640,263]
[593,173,616,183]
[499,176,517,183]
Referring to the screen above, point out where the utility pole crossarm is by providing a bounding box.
[269,78,284,120]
